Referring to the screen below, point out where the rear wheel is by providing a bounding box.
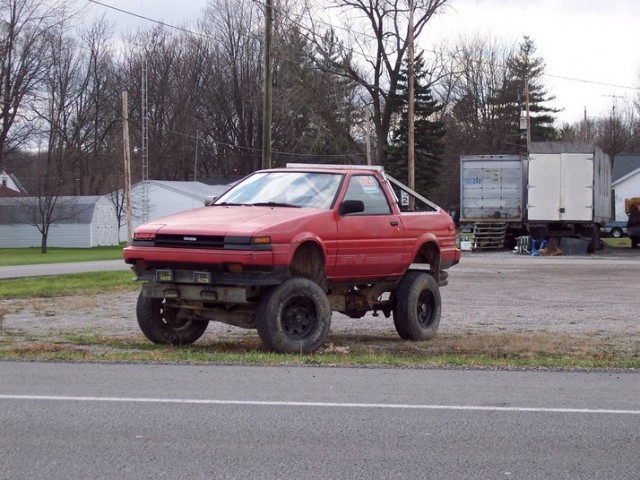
[393,271,441,340]
[136,291,208,345]
[256,278,331,353]
[611,227,623,239]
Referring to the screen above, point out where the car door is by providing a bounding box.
[334,174,406,279]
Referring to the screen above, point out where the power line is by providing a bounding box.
[89,0,640,95]
[86,0,209,38]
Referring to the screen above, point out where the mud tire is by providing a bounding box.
[393,271,441,340]
[256,278,331,354]
[136,291,208,345]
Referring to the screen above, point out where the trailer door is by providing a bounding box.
[528,153,593,222]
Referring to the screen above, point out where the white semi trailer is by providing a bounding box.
[460,142,612,252]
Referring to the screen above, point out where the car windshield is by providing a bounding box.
[214,171,342,209]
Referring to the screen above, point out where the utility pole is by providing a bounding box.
[193,132,199,181]
[365,108,372,166]
[524,75,531,154]
[122,91,132,242]
[262,0,273,169]
[407,0,415,210]
[141,59,149,222]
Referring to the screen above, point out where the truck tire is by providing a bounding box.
[136,291,209,345]
[611,227,623,239]
[393,271,441,341]
[256,278,331,354]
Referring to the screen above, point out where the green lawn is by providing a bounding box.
[601,237,631,248]
[0,245,125,266]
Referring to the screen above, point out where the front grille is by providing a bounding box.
[154,234,225,249]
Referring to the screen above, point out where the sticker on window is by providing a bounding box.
[358,176,381,194]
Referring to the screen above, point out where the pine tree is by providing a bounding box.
[384,53,446,197]
[494,36,559,149]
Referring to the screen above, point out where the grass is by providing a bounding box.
[0,328,638,370]
[601,237,631,248]
[0,271,136,299]
[0,245,125,266]
[1,246,637,369]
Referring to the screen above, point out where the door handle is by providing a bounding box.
[390,220,399,226]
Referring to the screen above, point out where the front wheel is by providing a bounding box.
[393,271,441,341]
[611,228,623,239]
[136,292,209,345]
[256,278,331,354]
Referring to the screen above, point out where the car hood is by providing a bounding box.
[137,205,330,237]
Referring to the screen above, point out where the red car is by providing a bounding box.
[123,164,461,353]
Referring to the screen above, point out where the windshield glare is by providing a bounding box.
[215,171,342,209]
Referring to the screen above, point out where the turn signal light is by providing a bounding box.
[252,236,271,245]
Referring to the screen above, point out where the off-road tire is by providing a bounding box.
[393,271,441,341]
[136,291,208,345]
[256,278,331,354]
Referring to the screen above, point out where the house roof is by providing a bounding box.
[0,196,105,225]
[144,180,231,200]
[612,166,640,187]
[0,169,28,194]
[0,186,26,197]
[612,154,640,182]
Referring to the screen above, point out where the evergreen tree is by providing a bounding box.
[385,53,446,197]
[494,36,559,149]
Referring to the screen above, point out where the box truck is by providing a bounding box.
[460,143,612,252]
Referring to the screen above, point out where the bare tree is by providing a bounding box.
[0,0,79,172]
[12,165,79,252]
[559,97,640,160]
[199,0,264,175]
[309,0,450,164]
[439,35,518,154]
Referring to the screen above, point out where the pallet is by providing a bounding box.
[471,222,507,250]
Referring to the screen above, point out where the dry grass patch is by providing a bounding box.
[1,329,638,369]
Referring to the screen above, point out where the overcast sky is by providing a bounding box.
[87,0,640,125]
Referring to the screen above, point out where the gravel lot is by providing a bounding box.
[2,249,639,346]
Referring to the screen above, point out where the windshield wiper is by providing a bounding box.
[216,202,250,206]
[251,202,301,208]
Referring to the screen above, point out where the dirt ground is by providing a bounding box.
[2,248,639,350]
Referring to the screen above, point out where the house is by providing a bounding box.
[612,154,640,221]
[119,180,233,241]
[0,195,119,248]
[0,169,28,197]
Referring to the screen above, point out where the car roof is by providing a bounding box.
[263,164,385,175]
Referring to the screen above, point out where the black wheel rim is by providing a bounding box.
[416,290,436,329]
[160,301,190,330]
[281,296,318,340]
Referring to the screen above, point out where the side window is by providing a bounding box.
[343,175,391,215]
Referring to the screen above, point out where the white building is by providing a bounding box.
[120,180,232,242]
[0,195,119,248]
[612,154,640,220]
[0,169,27,195]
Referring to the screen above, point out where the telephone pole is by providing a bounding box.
[122,91,132,242]
[407,0,415,210]
[262,0,273,169]
[524,75,531,153]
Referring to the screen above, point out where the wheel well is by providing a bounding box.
[289,241,327,291]
[413,242,441,280]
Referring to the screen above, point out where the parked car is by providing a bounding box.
[123,164,461,354]
[600,221,627,238]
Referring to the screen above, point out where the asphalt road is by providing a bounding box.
[1,362,638,479]
[0,259,129,279]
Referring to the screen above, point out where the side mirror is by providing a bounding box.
[340,199,365,215]
[204,195,218,206]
